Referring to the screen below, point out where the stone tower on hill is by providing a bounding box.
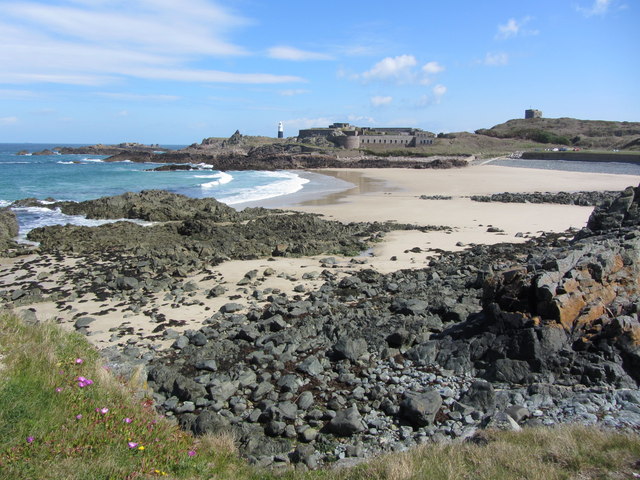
[525,109,542,119]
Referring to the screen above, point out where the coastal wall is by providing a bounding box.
[522,151,640,164]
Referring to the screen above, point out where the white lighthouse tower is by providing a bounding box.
[277,121,284,139]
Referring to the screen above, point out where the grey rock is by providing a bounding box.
[461,380,496,412]
[333,337,368,362]
[193,410,231,435]
[195,359,218,372]
[328,406,366,436]
[486,411,522,431]
[400,390,442,427]
[297,355,323,376]
[297,391,314,410]
[220,302,243,314]
[74,317,95,329]
[173,335,189,349]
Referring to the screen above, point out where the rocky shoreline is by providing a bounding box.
[469,190,621,206]
[17,142,169,156]
[2,184,640,470]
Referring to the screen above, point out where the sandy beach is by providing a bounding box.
[287,165,640,271]
[3,163,640,351]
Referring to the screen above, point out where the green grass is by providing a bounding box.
[1,311,640,479]
[0,312,252,479]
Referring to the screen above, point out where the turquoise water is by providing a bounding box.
[0,143,308,204]
[0,143,313,237]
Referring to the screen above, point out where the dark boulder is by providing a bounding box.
[399,390,442,427]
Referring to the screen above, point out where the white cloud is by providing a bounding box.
[355,55,444,85]
[497,18,520,39]
[422,61,445,75]
[576,0,613,16]
[496,17,538,39]
[481,52,509,66]
[279,89,310,96]
[371,95,393,107]
[361,55,417,83]
[117,110,129,117]
[433,84,447,100]
[0,1,304,86]
[0,116,18,125]
[267,46,333,61]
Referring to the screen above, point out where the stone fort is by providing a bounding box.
[298,123,435,149]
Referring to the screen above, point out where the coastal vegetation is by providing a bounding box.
[1,310,639,479]
[475,117,640,150]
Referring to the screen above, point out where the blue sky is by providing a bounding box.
[0,0,638,144]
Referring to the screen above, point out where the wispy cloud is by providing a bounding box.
[96,93,181,102]
[415,84,447,107]
[279,89,311,96]
[479,52,509,66]
[371,95,393,107]
[496,17,539,39]
[347,114,376,124]
[433,84,447,99]
[267,46,333,61]
[285,117,335,131]
[576,0,613,16]
[353,55,444,85]
[0,89,39,99]
[0,116,18,125]
[0,0,303,86]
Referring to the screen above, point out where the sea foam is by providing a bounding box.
[199,172,234,188]
[221,171,310,205]
[12,206,153,242]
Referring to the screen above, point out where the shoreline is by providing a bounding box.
[3,162,640,347]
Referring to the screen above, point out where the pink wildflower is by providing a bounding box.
[77,376,93,387]
[55,387,62,393]
[96,407,109,415]
[188,450,196,457]
[123,417,133,424]
[76,414,83,420]
[128,442,138,449]
[26,436,34,444]
[75,358,83,364]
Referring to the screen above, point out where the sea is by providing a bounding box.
[0,143,352,240]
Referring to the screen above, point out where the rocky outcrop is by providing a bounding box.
[0,207,19,254]
[470,191,619,206]
[25,191,449,260]
[103,150,469,171]
[52,190,242,222]
[18,143,169,156]
[587,185,640,231]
